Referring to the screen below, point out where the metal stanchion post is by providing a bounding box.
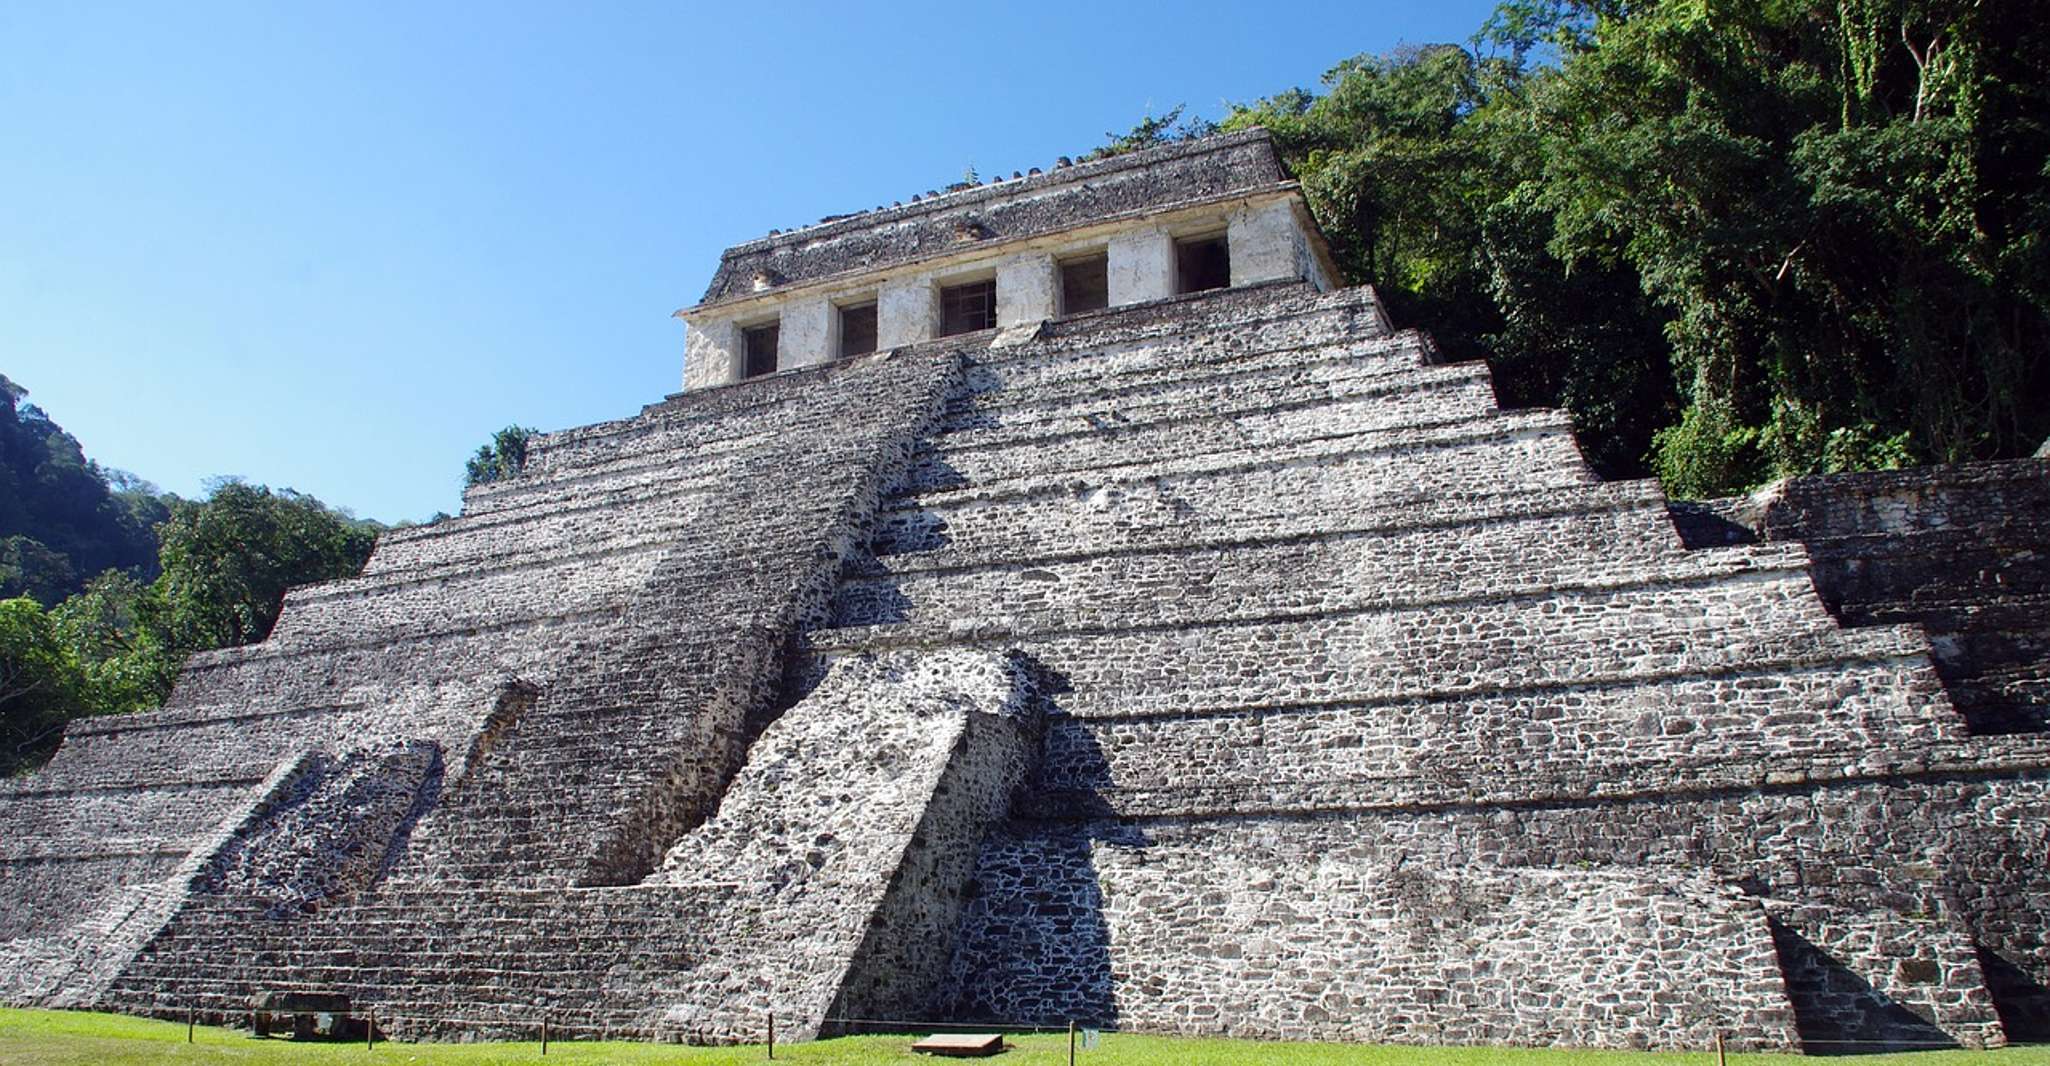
[187,1006,195,1043]
[768,1011,776,1060]
[541,1015,549,1056]
[1069,1019,1077,1066]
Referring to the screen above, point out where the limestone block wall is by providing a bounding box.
[950,824,1797,1049]
[1697,462,2050,736]
[1669,459,2050,1037]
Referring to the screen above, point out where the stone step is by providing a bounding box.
[942,329,1437,433]
[359,483,797,583]
[0,780,260,841]
[0,833,189,863]
[890,407,1586,506]
[457,400,808,517]
[158,610,603,692]
[1023,655,1966,803]
[812,580,1937,724]
[852,480,1669,578]
[268,554,673,648]
[824,520,1820,635]
[960,285,1394,399]
[830,516,1814,635]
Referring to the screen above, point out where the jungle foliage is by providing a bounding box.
[0,380,382,772]
[1115,0,2048,494]
[464,424,538,489]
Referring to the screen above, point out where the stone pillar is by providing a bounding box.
[683,318,741,390]
[1107,227,1175,306]
[995,253,1057,328]
[780,297,835,369]
[1228,200,1308,288]
[878,277,936,349]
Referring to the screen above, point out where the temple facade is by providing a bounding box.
[676,131,1334,388]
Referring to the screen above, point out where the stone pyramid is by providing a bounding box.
[2,129,2044,1052]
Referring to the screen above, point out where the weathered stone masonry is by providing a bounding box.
[1,129,2045,1052]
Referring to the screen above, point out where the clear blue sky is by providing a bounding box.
[2,1,1503,523]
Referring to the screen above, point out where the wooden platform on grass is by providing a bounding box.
[911,1032,1004,1056]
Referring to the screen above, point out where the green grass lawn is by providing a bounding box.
[1,1009,2041,1066]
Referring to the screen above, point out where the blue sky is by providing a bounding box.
[2,1,1503,523]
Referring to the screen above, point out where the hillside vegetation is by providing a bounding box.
[0,375,380,774]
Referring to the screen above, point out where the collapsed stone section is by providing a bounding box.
[645,648,1044,1042]
[196,741,441,920]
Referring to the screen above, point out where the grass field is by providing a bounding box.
[2,1009,2045,1066]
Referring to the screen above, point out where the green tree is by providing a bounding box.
[464,425,538,488]
[1525,0,2049,494]
[149,481,378,653]
[1214,0,2047,494]
[0,597,90,775]
[51,570,176,717]
[1221,40,1681,480]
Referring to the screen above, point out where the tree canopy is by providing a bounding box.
[465,425,537,489]
[0,376,386,769]
[1188,0,2048,495]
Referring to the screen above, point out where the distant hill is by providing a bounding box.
[0,374,166,605]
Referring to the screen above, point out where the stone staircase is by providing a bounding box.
[88,340,1057,1046]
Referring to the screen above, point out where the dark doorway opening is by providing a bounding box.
[1060,255,1109,315]
[743,323,780,378]
[1175,235,1229,295]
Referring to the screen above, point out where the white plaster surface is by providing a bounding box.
[781,297,834,369]
[1107,227,1174,306]
[879,278,936,349]
[996,253,1057,328]
[1229,199,1307,287]
[683,318,740,390]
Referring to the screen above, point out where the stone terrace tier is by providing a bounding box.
[793,281,2050,1051]
[1674,460,2050,736]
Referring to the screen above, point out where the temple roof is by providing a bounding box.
[692,128,1291,311]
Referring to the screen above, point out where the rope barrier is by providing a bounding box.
[207,1003,2001,1054]
[821,1016,1079,1033]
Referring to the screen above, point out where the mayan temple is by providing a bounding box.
[2,129,2046,1052]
